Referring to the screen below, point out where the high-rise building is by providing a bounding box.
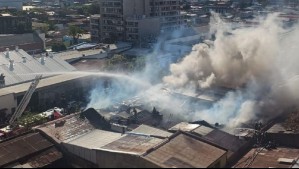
[93,0,183,44]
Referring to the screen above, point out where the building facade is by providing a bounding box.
[0,15,32,34]
[90,15,101,42]
[94,0,183,44]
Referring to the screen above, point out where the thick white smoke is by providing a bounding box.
[87,13,299,129]
[163,13,299,128]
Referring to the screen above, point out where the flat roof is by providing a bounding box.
[131,125,173,138]
[168,122,200,132]
[65,129,123,149]
[100,134,165,155]
[144,133,227,168]
[54,49,105,61]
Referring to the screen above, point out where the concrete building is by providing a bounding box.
[0,48,91,117]
[0,33,45,54]
[90,14,101,42]
[96,0,183,44]
[0,15,32,34]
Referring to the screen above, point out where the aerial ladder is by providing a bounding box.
[9,75,42,126]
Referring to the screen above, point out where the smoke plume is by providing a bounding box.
[163,13,299,128]
[87,13,299,129]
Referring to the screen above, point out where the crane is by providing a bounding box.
[9,75,42,126]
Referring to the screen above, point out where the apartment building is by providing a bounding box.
[90,14,101,42]
[0,15,32,34]
[149,0,183,31]
[93,0,182,44]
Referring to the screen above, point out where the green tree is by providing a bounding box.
[68,26,83,45]
[52,43,67,52]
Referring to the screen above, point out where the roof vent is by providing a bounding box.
[22,57,26,63]
[15,46,19,52]
[5,48,9,58]
[9,60,14,71]
[41,54,45,65]
[49,52,54,58]
[0,73,5,87]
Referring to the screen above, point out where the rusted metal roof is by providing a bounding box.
[203,129,249,153]
[100,134,165,155]
[233,147,299,168]
[27,147,63,168]
[144,133,227,168]
[36,113,96,143]
[0,133,55,167]
[267,123,298,134]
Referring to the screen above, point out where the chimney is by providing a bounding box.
[15,46,19,52]
[9,60,14,71]
[5,48,9,58]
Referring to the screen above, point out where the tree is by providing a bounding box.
[68,26,83,45]
[52,43,67,52]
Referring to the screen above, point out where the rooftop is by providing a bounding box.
[100,134,165,155]
[267,123,299,134]
[168,122,200,132]
[0,132,62,168]
[0,49,76,87]
[144,133,227,168]
[233,147,299,168]
[64,129,123,149]
[0,73,90,97]
[54,49,106,62]
[0,33,42,48]
[36,113,96,143]
[130,125,173,138]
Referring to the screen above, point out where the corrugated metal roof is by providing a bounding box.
[144,133,227,168]
[267,123,297,134]
[202,129,249,154]
[192,125,214,136]
[37,114,96,143]
[27,147,63,168]
[168,122,200,132]
[100,134,165,155]
[0,73,90,97]
[0,49,76,87]
[131,125,173,138]
[0,133,54,167]
[234,147,299,168]
[65,129,123,149]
